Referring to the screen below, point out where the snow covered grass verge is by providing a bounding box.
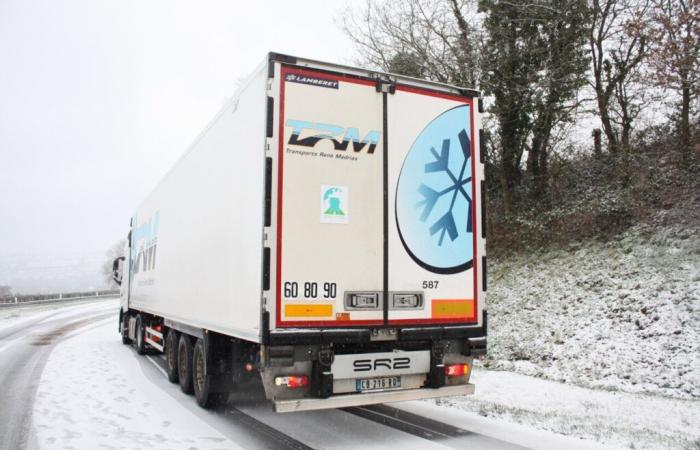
[431,367,700,450]
[32,320,242,450]
[484,225,700,400]
[0,297,118,331]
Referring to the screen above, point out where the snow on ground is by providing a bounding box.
[399,399,619,450]
[0,297,118,330]
[430,367,700,450]
[484,225,700,400]
[32,319,243,450]
[23,224,700,449]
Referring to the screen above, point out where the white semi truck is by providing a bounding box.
[112,53,487,412]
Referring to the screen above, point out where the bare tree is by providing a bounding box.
[344,0,589,207]
[342,0,483,87]
[588,0,650,154]
[0,285,12,302]
[647,0,700,162]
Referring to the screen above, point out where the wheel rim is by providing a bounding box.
[194,346,205,394]
[167,336,176,372]
[179,343,187,378]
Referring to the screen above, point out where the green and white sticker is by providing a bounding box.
[320,185,349,224]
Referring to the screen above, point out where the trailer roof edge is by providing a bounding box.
[266,51,480,98]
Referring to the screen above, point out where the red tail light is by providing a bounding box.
[274,375,309,389]
[444,363,470,377]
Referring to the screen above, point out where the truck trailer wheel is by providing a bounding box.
[165,329,179,383]
[178,335,194,394]
[193,338,227,409]
[121,314,131,345]
[135,315,146,355]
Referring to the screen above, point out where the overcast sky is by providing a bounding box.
[0,0,355,292]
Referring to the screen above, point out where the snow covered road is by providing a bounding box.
[1,299,623,450]
[0,300,117,449]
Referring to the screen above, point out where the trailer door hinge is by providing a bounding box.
[375,80,396,94]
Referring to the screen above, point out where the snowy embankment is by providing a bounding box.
[485,225,699,399]
[435,367,700,450]
[431,225,700,450]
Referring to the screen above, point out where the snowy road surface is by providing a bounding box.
[0,300,116,449]
[1,300,615,450]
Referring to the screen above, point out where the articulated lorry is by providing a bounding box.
[113,53,487,412]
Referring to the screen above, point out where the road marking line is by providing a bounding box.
[0,337,21,353]
[146,355,168,378]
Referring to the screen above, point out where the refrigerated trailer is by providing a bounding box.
[113,53,487,412]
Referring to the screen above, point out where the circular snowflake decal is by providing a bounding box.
[395,105,473,274]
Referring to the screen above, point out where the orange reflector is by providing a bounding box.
[285,304,333,317]
[432,299,474,319]
[274,375,309,389]
[444,363,470,377]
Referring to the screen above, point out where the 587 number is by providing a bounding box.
[284,281,337,299]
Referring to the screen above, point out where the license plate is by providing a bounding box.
[356,376,401,392]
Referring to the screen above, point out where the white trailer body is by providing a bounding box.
[117,53,487,412]
[125,63,268,343]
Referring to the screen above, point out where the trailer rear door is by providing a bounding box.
[275,66,384,327]
[274,63,480,328]
[387,86,479,325]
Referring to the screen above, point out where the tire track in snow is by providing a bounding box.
[142,352,315,450]
[344,404,529,450]
[0,309,118,450]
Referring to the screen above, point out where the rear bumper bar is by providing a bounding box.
[268,319,487,345]
[273,383,474,413]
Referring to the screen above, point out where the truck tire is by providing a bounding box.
[165,329,179,383]
[178,335,194,394]
[135,315,146,355]
[121,314,131,345]
[193,338,227,409]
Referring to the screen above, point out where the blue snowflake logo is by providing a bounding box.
[417,129,472,245]
[396,105,474,274]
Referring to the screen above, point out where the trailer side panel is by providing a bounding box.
[127,65,268,343]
